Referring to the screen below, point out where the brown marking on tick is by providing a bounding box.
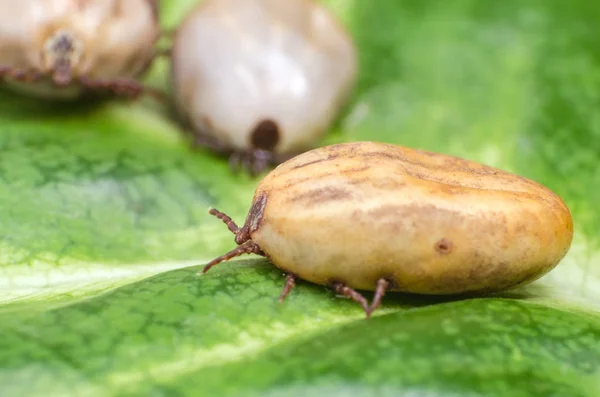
[435,238,453,254]
[422,247,544,294]
[245,193,268,235]
[364,204,410,220]
[514,222,528,236]
[250,119,280,151]
[441,156,476,170]
[328,141,364,155]
[296,171,336,180]
[289,154,340,170]
[434,184,466,196]
[465,252,495,281]
[356,151,406,162]
[330,146,527,185]
[290,158,328,170]
[463,256,549,294]
[281,176,314,189]
[413,148,439,157]
[373,178,406,190]
[314,146,546,199]
[347,176,371,186]
[346,175,406,191]
[340,165,371,174]
[352,150,464,174]
[289,186,353,206]
[351,150,473,175]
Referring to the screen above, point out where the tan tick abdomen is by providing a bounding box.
[251,142,574,294]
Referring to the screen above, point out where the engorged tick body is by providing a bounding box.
[170,0,357,175]
[204,141,574,317]
[0,0,161,99]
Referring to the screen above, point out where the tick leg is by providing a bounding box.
[202,241,264,274]
[186,130,232,157]
[208,208,240,235]
[241,155,257,177]
[333,283,370,317]
[182,122,299,177]
[228,149,275,177]
[0,67,42,82]
[278,274,296,303]
[228,152,243,173]
[189,133,273,177]
[250,150,273,176]
[79,76,167,102]
[368,278,390,316]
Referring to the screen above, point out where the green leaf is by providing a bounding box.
[1,0,599,395]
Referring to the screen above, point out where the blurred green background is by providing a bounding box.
[0,0,599,396]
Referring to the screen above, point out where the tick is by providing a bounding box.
[202,141,574,317]
[0,0,162,100]
[170,0,357,175]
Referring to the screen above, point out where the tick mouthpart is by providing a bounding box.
[52,60,73,86]
[43,29,82,86]
[198,207,266,276]
[251,119,280,151]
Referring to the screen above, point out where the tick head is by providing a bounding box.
[239,192,268,242]
[42,29,84,86]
